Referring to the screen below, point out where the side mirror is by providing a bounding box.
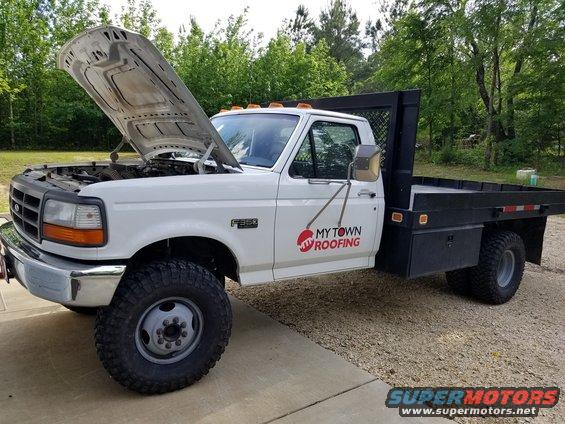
[353,145,381,182]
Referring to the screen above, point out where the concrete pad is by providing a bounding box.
[0,278,55,314]
[0,291,5,311]
[273,380,445,424]
[0,247,449,424]
[0,284,381,424]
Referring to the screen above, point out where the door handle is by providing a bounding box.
[357,190,376,198]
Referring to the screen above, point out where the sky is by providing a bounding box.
[102,0,381,43]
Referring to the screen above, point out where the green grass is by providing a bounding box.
[0,151,564,214]
[0,151,112,213]
[414,161,565,190]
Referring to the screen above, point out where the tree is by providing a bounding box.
[252,35,348,103]
[367,0,562,168]
[314,0,365,72]
[0,0,50,149]
[511,0,565,165]
[0,68,25,149]
[364,19,382,54]
[0,0,562,174]
[120,0,157,38]
[457,0,548,165]
[282,5,315,47]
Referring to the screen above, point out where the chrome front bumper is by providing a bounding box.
[0,221,126,307]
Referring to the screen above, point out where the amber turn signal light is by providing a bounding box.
[43,223,104,246]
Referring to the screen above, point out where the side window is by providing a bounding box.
[289,133,316,178]
[290,121,359,180]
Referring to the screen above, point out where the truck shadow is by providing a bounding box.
[228,269,473,327]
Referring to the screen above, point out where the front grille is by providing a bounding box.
[10,185,41,240]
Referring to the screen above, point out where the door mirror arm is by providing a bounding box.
[305,163,353,229]
[305,143,380,229]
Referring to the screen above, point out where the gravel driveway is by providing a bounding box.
[228,216,564,423]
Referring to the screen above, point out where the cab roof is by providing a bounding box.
[212,107,369,123]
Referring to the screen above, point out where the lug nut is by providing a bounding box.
[157,338,164,344]
[181,331,188,337]
[173,317,179,324]
[175,340,181,346]
[165,342,171,349]
[156,328,162,335]
[180,322,187,328]
[163,319,169,326]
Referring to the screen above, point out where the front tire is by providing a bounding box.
[469,231,526,304]
[95,259,232,394]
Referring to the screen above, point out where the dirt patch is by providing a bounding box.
[540,176,565,190]
[228,216,564,423]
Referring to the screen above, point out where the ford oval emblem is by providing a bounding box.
[13,204,20,213]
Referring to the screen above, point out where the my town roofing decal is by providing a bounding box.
[296,226,362,253]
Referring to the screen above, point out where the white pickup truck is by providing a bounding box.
[2,27,564,394]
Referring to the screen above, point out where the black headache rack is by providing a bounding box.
[275,90,420,209]
[280,91,565,279]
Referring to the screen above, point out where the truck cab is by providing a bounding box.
[210,107,385,282]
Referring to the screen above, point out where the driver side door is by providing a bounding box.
[273,116,383,280]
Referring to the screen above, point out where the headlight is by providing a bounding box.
[42,199,105,246]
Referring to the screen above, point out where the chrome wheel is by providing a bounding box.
[135,297,203,364]
[496,250,516,288]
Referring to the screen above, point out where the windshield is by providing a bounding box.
[211,113,300,168]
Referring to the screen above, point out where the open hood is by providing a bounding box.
[58,26,241,169]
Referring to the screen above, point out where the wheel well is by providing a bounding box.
[129,237,239,282]
[484,217,547,265]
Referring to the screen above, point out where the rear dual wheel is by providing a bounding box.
[446,231,526,304]
[95,259,232,394]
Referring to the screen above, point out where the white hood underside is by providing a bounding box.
[58,26,240,169]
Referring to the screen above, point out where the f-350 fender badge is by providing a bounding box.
[231,218,258,229]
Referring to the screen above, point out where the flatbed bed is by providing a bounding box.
[410,184,477,209]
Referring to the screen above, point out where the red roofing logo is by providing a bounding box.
[297,229,314,252]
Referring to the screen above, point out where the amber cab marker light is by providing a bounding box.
[43,223,104,246]
[296,103,312,109]
[230,106,243,110]
[391,212,403,223]
[247,104,261,109]
[419,214,429,225]
[219,108,229,113]
[268,102,284,108]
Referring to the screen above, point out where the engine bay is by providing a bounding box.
[23,157,222,192]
